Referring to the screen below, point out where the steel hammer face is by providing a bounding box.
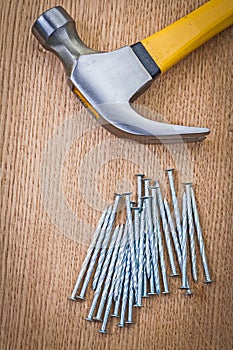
[32,3,233,143]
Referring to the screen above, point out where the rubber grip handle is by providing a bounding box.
[141,0,233,73]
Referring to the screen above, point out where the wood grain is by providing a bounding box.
[1,1,232,349]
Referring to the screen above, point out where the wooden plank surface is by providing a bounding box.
[0,0,232,349]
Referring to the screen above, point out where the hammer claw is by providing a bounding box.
[94,102,210,144]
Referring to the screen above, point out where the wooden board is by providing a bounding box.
[1,1,232,349]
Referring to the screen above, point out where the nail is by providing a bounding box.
[92,221,119,291]
[111,300,120,318]
[92,193,122,290]
[118,249,131,327]
[125,277,134,324]
[181,197,192,296]
[135,204,145,307]
[185,183,197,283]
[135,173,145,210]
[144,196,160,294]
[112,248,128,317]
[142,265,149,298]
[124,192,138,299]
[155,181,178,276]
[148,263,156,295]
[180,193,189,289]
[133,207,140,265]
[68,207,109,301]
[145,220,151,279]
[86,225,120,321]
[113,225,128,301]
[178,191,192,294]
[95,224,120,288]
[76,205,113,300]
[143,178,151,197]
[164,198,183,270]
[98,263,119,334]
[94,225,124,321]
[150,186,169,294]
[166,169,183,247]
[191,187,212,283]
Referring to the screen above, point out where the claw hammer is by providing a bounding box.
[32,0,233,143]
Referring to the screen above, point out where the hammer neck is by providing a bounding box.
[46,22,96,75]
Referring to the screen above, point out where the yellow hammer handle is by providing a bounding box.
[141,0,233,73]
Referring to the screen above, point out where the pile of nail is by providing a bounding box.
[69,169,212,334]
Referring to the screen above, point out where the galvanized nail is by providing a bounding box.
[118,249,131,327]
[164,198,183,270]
[155,181,178,276]
[112,248,128,317]
[144,196,160,294]
[191,187,212,283]
[76,205,113,300]
[94,225,124,321]
[124,192,138,299]
[113,225,128,302]
[133,207,140,265]
[135,204,145,307]
[92,193,122,290]
[69,207,108,301]
[125,277,134,324]
[143,178,151,197]
[148,263,156,295]
[185,183,198,283]
[135,173,145,210]
[98,264,119,334]
[150,186,170,294]
[145,220,151,279]
[180,193,189,289]
[142,265,149,298]
[86,225,120,321]
[166,169,183,247]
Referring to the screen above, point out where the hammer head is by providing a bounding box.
[32,6,210,143]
